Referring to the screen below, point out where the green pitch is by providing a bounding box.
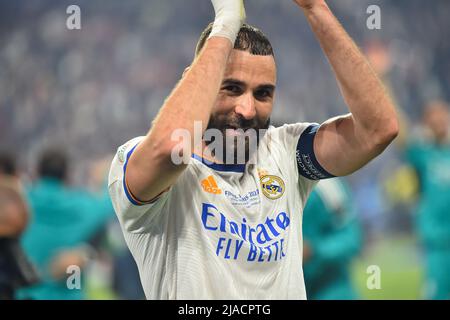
[351,235,423,300]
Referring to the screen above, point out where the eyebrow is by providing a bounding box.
[222,78,276,92]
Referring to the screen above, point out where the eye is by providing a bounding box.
[224,85,242,95]
[254,89,272,100]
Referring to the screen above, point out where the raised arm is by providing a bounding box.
[294,0,399,176]
[125,1,245,202]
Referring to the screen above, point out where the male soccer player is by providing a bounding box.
[0,154,38,300]
[404,101,450,300]
[19,149,113,299]
[109,0,398,299]
[303,178,362,300]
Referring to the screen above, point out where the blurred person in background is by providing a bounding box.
[107,221,146,300]
[18,148,114,299]
[84,156,146,299]
[303,178,362,300]
[402,100,450,300]
[0,152,39,299]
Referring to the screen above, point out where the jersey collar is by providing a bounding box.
[191,154,246,173]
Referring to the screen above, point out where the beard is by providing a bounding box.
[205,113,270,164]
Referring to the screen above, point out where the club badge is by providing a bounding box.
[260,175,285,200]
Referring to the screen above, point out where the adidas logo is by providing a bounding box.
[201,175,222,194]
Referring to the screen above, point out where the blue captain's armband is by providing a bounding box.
[296,124,335,180]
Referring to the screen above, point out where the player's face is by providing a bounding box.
[207,49,277,163]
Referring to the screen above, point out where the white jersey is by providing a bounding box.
[108,123,333,299]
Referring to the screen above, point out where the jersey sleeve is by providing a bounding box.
[108,137,170,233]
[272,123,335,202]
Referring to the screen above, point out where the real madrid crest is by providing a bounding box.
[260,174,285,200]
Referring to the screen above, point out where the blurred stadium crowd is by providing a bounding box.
[1,0,450,299]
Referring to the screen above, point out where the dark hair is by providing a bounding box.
[195,23,274,57]
[38,149,68,181]
[0,152,17,176]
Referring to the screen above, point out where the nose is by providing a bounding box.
[234,92,256,120]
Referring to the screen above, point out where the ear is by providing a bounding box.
[182,67,191,78]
